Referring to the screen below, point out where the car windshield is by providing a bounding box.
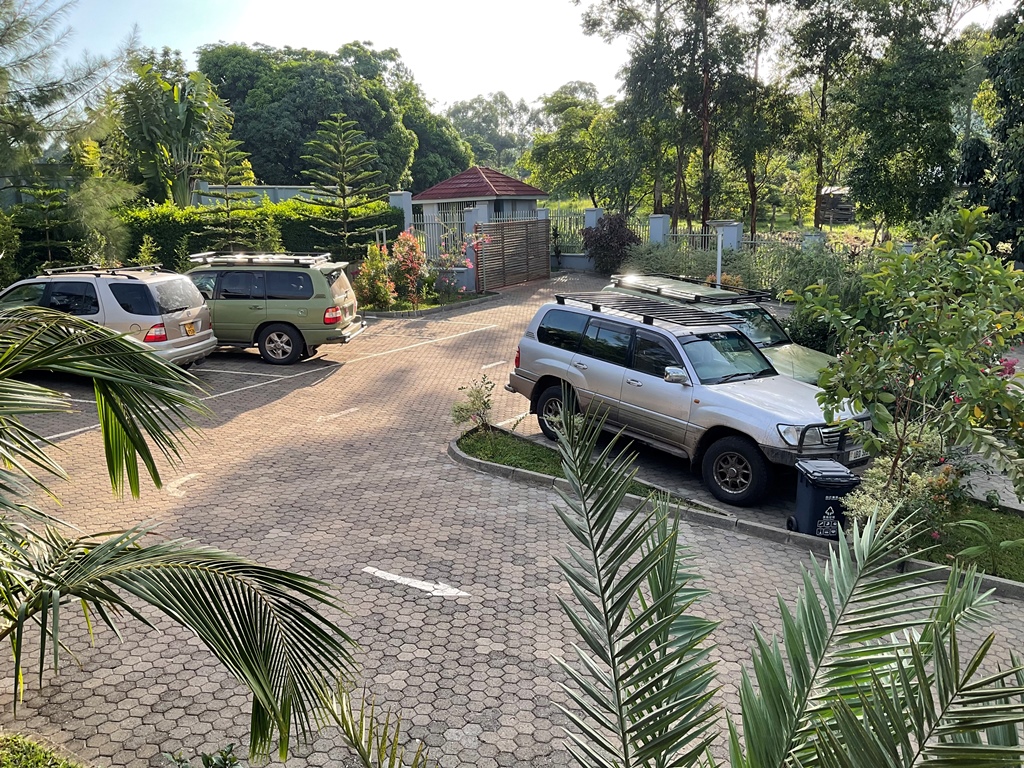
[721,307,790,346]
[153,276,206,314]
[680,331,776,384]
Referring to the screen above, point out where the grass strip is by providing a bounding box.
[0,735,84,768]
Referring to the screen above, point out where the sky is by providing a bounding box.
[63,0,1012,110]
[63,0,632,108]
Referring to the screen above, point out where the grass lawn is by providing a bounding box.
[0,735,83,768]
[917,504,1024,582]
[457,428,676,501]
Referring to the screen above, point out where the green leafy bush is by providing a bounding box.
[0,210,23,289]
[117,199,403,269]
[352,243,395,310]
[582,213,641,275]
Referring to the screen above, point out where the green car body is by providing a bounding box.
[187,253,366,364]
[606,274,834,385]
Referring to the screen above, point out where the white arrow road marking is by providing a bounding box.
[362,567,470,597]
[165,473,202,498]
[317,407,359,423]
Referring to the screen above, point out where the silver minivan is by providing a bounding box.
[0,265,217,366]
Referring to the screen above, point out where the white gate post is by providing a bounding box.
[584,208,602,230]
[649,214,670,244]
[388,191,413,232]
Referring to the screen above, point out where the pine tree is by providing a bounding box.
[300,113,388,254]
[197,127,259,252]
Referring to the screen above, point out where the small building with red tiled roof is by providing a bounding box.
[412,166,547,221]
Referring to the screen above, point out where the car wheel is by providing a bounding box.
[701,435,769,506]
[536,384,576,441]
[258,324,303,365]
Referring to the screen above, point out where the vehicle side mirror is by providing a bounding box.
[664,366,690,385]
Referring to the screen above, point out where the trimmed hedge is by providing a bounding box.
[117,198,404,270]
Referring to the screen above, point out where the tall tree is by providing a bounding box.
[985,1,1024,261]
[847,38,959,238]
[393,80,473,193]
[196,43,416,188]
[118,65,231,207]
[445,92,539,172]
[0,0,128,173]
[786,0,867,228]
[197,122,262,252]
[300,112,388,251]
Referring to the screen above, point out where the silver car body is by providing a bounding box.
[507,297,867,472]
[0,267,217,366]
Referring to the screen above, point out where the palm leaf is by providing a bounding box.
[0,522,356,762]
[814,625,1024,767]
[0,306,207,505]
[550,405,720,768]
[730,510,994,768]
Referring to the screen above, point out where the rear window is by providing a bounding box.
[109,283,158,316]
[537,309,588,351]
[152,277,206,314]
[325,268,353,299]
[266,270,314,300]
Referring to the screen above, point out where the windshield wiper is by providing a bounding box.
[715,371,757,384]
[754,367,776,378]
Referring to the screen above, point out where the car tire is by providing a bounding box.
[536,384,576,441]
[258,324,303,365]
[701,435,769,506]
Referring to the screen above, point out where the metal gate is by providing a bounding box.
[474,219,551,291]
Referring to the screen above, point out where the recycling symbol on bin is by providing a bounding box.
[816,506,839,537]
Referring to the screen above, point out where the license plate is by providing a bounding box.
[848,447,868,462]
[183,322,195,337]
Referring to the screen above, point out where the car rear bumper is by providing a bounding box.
[151,335,218,366]
[325,317,367,343]
[505,371,537,404]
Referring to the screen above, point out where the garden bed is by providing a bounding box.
[0,735,83,768]
[914,503,1024,583]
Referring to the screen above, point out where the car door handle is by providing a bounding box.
[573,362,588,370]
[249,305,262,310]
[626,378,643,387]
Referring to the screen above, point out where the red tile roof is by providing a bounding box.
[412,167,548,202]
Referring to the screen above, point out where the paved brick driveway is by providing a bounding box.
[4,272,1024,767]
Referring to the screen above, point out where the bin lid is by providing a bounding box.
[796,459,860,486]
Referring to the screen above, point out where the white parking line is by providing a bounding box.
[481,360,506,370]
[362,566,470,597]
[497,411,530,428]
[348,325,496,362]
[165,473,202,498]
[40,363,343,441]
[317,407,358,422]
[200,368,283,378]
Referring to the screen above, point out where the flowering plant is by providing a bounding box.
[390,231,426,309]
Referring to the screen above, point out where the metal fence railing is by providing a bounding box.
[410,214,467,261]
[549,211,585,254]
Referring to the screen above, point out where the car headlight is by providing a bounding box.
[778,424,823,446]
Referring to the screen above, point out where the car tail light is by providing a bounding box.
[144,324,167,342]
[515,345,520,368]
[324,306,342,325]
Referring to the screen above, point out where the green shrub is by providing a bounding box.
[0,210,22,289]
[117,199,403,270]
[583,213,642,275]
[352,243,395,310]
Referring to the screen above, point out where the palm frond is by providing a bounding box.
[332,686,434,768]
[551,406,720,768]
[814,625,1024,767]
[0,523,356,762]
[730,511,994,768]
[0,306,207,503]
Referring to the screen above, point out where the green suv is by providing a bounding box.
[607,273,834,385]
[187,252,365,364]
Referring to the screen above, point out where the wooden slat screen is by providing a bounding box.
[475,219,551,291]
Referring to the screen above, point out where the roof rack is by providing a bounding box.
[611,273,770,305]
[40,264,171,277]
[189,251,334,266]
[555,292,737,328]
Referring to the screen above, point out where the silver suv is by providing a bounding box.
[506,292,868,506]
[0,265,217,366]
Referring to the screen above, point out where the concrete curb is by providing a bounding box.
[365,291,501,319]
[447,433,1024,603]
